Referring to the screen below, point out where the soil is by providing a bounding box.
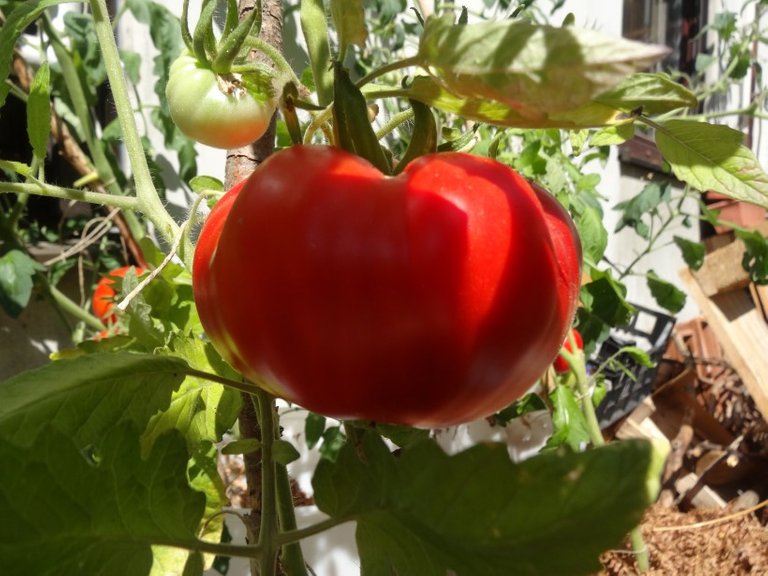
[600,501,768,575]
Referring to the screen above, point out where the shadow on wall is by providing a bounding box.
[0,291,74,382]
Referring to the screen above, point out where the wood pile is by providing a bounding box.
[609,228,768,515]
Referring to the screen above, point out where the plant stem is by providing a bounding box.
[355,55,423,88]
[254,391,279,575]
[275,453,308,575]
[0,182,140,210]
[48,283,105,331]
[243,36,302,86]
[561,343,651,572]
[88,0,183,251]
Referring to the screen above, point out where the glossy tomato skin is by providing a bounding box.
[553,329,584,374]
[92,266,145,323]
[194,146,582,427]
[166,51,276,149]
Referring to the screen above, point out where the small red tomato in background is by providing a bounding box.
[92,266,145,324]
[193,146,582,427]
[553,329,584,374]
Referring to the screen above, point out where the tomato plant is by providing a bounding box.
[5,0,768,574]
[166,51,276,149]
[193,145,582,426]
[92,265,145,324]
[553,329,584,374]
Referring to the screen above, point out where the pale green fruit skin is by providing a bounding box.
[166,52,276,149]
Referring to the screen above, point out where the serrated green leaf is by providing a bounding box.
[0,352,187,449]
[735,229,768,284]
[0,159,33,177]
[593,72,697,114]
[674,236,705,270]
[190,175,224,193]
[0,249,42,318]
[0,424,205,576]
[313,432,665,576]
[27,61,51,160]
[655,119,768,209]
[590,123,636,146]
[614,182,671,238]
[141,337,242,455]
[418,16,668,116]
[396,76,622,129]
[0,0,73,109]
[581,268,634,327]
[647,270,687,313]
[546,385,591,451]
[573,202,608,265]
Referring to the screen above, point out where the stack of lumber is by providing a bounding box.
[611,228,768,513]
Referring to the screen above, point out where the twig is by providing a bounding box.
[652,499,768,532]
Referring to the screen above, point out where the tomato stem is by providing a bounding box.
[560,338,651,573]
[243,36,303,88]
[254,391,279,575]
[89,0,188,263]
[355,55,423,88]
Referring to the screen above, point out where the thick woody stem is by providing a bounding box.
[228,2,283,574]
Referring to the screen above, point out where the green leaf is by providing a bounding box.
[546,385,591,451]
[492,392,548,425]
[141,337,242,455]
[655,119,768,209]
[735,229,768,284]
[0,249,42,318]
[305,412,327,449]
[300,0,334,106]
[0,159,33,178]
[333,62,391,173]
[418,15,668,116]
[273,439,301,465]
[189,175,224,195]
[589,122,635,146]
[398,76,622,129]
[395,99,438,173]
[581,268,635,327]
[573,202,608,265]
[0,352,187,449]
[0,424,206,576]
[331,0,367,58]
[646,270,686,313]
[313,432,665,576]
[593,72,698,115]
[120,49,143,85]
[614,182,671,239]
[221,438,262,455]
[27,61,52,160]
[0,0,73,109]
[619,346,655,368]
[674,236,706,270]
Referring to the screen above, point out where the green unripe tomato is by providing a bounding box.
[166,51,276,149]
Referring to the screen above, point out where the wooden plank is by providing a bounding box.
[693,221,768,296]
[680,268,768,422]
[750,282,768,323]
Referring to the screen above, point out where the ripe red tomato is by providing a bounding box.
[193,146,581,426]
[553,329,584,374]
[92,266,145,324]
